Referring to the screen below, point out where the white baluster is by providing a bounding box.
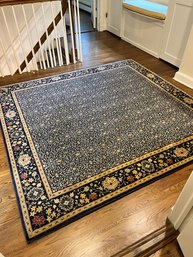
[32,4,46,69]
[22,5,39,71]
[51,2,62,66]
[60,1,70,65]
[1,7,21,74]
[73,0,80,60]
[41,3,54,68]
[76,0,82,61]
[0,37,13,76]
[67,0,76,63]
[12,6,30,73]
[55,2,64,65]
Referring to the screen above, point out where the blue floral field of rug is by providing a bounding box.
[1,60,193,240]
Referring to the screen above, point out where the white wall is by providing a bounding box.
[180,25,193,78]
[79,0,92,13]
[80,0,92,6]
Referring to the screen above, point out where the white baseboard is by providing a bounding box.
[174,71,193,89]
[98,24,107,32]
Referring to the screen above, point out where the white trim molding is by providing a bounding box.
[168,171,193,230]
[168,171,193,257]
[174,71,193,89]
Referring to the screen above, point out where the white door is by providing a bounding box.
[107,0,122,37]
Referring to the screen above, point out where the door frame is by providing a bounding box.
[91,0,97,29]
[169,171,193,230]
[96,0,108,31]
[78,0,109,32]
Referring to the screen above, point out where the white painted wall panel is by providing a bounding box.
[107,0,122,36]
[122,9,164,57]
[160,0,193,67]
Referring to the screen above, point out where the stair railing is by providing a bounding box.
[0,0,82,77]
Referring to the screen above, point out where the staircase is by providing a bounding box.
[0,0,82,77]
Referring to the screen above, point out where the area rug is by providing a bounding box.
[1,60,193,241]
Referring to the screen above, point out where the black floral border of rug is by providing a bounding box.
[1,60,193,241]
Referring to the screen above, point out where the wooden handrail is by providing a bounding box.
[0,0,63,7]
[15,0,68,73]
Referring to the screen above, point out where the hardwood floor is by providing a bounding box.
[0,31,191,257]
[150,240,184,257]
[66,9,94,33]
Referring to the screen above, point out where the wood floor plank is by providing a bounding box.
[0,31,192,257]
[150,240,184,257]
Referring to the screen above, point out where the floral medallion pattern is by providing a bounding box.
[1,60,193,240]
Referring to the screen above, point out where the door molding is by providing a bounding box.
[169,171,193,230]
